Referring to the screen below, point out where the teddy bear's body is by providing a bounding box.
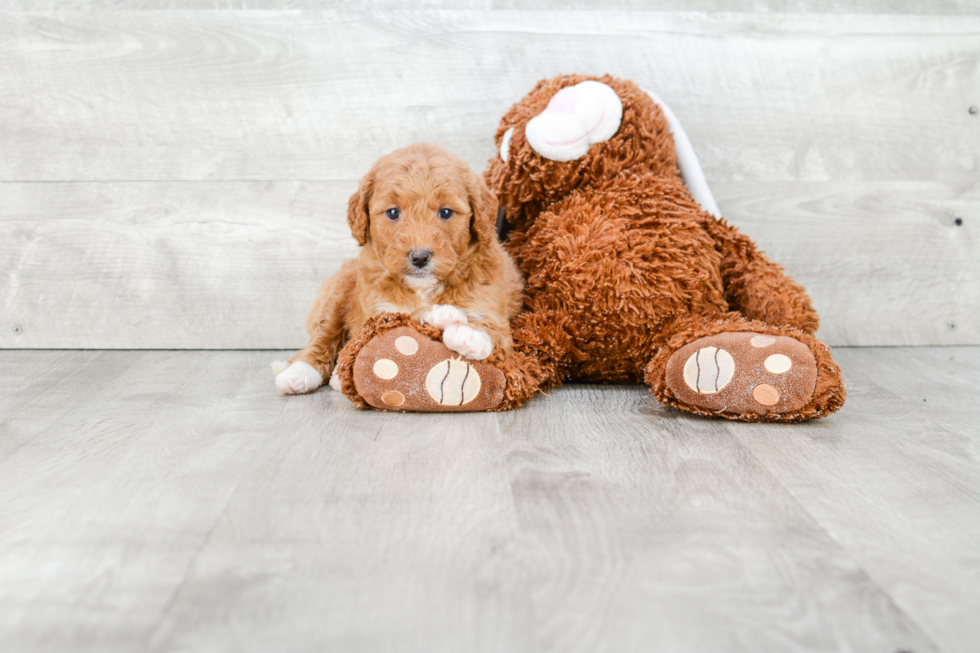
[336,74,845,421]
[508,172,733,384]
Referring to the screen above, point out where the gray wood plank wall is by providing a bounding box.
[1,6,977,348]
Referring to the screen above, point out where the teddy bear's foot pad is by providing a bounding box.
[665,332,817,416]
[351,326,505,412]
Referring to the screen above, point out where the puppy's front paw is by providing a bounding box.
[443,324,494,360]
[275,361,324,395]
[419,304,468,330]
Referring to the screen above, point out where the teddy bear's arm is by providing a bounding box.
[705,218,820,334]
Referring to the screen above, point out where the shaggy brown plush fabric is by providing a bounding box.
[337,74,846,421]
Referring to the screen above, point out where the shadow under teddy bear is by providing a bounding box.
[334,74,846,422]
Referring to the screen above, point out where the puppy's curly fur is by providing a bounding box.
[275,142,522,395]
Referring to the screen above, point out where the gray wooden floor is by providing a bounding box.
[0,346,976,653]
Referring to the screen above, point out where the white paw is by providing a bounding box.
[275,361,324,395]
[443,324,494,360]
[270,360,290,375]
[419,304,468,330]
[328,367,342,391]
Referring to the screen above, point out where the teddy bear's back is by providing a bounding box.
[508,172,732,382]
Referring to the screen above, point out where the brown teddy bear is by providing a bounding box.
[333,74,846,422]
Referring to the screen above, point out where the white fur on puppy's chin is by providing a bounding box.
[403,274,440,290]
[403,274,445,304]
[443,324,494,360]
[420,304,468,330]
[275,361,324,395]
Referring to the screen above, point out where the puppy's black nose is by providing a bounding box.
[409,249,433,268]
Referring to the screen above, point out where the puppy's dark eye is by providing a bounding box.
[385,208,400,221]
[438,208,454,220]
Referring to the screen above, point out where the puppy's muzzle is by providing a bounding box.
[409,249,433,270]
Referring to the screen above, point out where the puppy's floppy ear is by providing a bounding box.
[347,169,375,246]
[464,169,499,246]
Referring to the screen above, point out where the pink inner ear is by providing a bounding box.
[547,87,578,114]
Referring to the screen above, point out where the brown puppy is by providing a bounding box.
[275,142,523,395]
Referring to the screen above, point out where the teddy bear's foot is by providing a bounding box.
[349,325,506,412]
[663,331,819,418]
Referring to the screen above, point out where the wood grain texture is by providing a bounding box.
[4,1,980,12]
[0,181,358,349]
[2,346,977,651]
[0,350,144,461]
[1,11,977,183]
[728,347,980,653]
[1,180,975,348]
[0,350,283,652]
[492,383,934,653]
[1,8,976,349]
[145,399,531,653]
[713,181,979,347]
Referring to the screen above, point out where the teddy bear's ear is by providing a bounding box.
[525,80,623,162]
[347,169,375,246]
[464,168,499,246]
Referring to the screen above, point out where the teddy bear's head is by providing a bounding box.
[485,74,679,231]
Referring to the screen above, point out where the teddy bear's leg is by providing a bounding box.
[644,315,845,422]
[704,218,821,334]
[508,309,583,391]
[332,312,549,412]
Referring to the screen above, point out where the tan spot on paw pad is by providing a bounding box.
[394,336,418,355]
[764,354,792,374]
[751,335,776,348]
[381,390,405,407]
[373,359,399,379]
[753,384,781,406]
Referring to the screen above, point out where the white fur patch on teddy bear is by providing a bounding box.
[525,80,623,162]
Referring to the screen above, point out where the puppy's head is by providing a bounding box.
[348,142,498,288]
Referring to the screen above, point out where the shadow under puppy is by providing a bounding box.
[274,142,523,395]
